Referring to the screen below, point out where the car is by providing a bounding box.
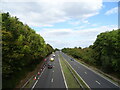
[50,57,54,62]
[53,54,55,57]
[47,64,53,69]
[70,58,74,61]
[44,59,47,61]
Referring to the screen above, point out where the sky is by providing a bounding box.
[1,0,119,49]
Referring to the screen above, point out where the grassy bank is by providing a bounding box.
[59,54,90,89]
[60,54,90,89]
[65,53,120,86]
[59,54,80,88]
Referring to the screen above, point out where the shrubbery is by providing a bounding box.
[2,12,54,88]
[62,29,120,76]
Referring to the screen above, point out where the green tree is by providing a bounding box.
[2,12,54,88]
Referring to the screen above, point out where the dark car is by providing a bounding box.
[48,64,53,69]
[70,58,74,61]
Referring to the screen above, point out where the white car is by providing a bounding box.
[53,54,55,57]
[50,58,54,62]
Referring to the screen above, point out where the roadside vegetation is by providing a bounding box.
[59,54,89,89]
[62,29,120,80]
[2,12,54,88]
[59,54,80,88]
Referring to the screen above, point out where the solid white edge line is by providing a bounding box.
[74,58,120,88]
[62,55,91,89]
[32,80,38,89]
[58,54,68,89]
[22,75,34,88]
[63,52,119,88]
[31,67,46,90]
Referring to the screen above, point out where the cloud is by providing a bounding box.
[2,0,117,49]
[37,25,117,49]
[105,7,118,15]
[1,0,103,27]
[103,0,119,2]
[2,0,102,2]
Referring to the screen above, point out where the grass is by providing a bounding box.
[60,54,90,89]
[65,61,89,89]
[25,76,35,88]
[59,55,80,88]
[66,54,120,86]
[17,60,45,88]
[75,59,120,86]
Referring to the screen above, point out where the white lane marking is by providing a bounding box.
[31,67,46,90]
[58,54,68,89]
[22,75,34,88]
[62,55,90,89]
[51,78,54,82]
[96,81,101,85]
[53,70,54,72]
[78,67,80,68]
[84,72,87,74]
[32,80,38,89]
[73,58,119,87]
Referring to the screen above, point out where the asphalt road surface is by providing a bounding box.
[60,51,119,89]
[32,51,66,89]
[32,51,119,89]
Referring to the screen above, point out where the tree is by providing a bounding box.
[2,12,54,88]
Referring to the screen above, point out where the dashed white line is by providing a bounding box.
[63,56,90,88]
[51,78,54,82]
[73,58,119,87]
[96,80,101,85]
[53,70,54,72]
[84,72,87,74]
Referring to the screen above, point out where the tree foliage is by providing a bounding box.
[2,12,54,88]
[62,29,120,75]
[54,48,60,51]
[92,30,120,72]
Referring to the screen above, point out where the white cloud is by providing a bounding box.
[103,0,119,2]
[2,0,102,2]
[2,0,117,49]
[37,25,117,49]
[105,7,118,15]
[68,21,81,26]
[1,0,103,27]
[82,20,89,24]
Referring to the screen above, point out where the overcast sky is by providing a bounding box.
[1,0,119,49]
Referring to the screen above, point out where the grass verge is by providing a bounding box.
[65,53,120,86]
[24,76,35,88]
[59,54,80,88]
[60,54,90,89]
